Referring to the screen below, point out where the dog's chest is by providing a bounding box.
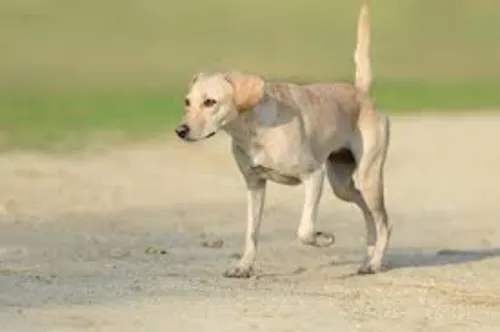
[246,135,317,186]
[229,99,322,185]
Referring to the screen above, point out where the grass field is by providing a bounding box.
[1,0,500,150]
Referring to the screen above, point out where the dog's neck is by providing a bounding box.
[223,89,282,152]
[222,109,255,151]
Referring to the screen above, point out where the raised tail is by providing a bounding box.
[354,3,372,95]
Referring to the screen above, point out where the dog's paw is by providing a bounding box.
[313,231,335,247]
[357,262,381,275]
[299,231,335,247]
[222,265,254,279]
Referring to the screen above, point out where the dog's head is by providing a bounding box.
[175,71,264,142]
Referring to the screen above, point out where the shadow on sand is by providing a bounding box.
[386,247,500,270]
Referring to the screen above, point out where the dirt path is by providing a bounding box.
[0,114,499,332]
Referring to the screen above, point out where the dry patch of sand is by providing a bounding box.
[1,114,500,331]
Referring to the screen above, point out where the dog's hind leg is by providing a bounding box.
[352,112,391,274]
[326,111,391,275]
[326,148,377,263]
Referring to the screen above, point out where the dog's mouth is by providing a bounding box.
[182,131,216,142]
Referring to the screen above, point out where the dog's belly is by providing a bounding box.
[248,142,318,186]
[251,165,302,186]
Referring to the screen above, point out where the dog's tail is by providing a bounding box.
[354,2,372,95]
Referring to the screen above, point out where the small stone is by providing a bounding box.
[201,238,224,249]
[292,266,307,275]
[131,284,142,292]
[145,246,168,256]
[109,248,131,259]
[230,253,242,260]
[145,246,158,255]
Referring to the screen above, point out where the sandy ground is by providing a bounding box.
[0,114,500,332]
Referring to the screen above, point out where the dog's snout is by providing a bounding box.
[175,124,190,139]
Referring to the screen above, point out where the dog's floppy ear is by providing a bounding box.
[224,71,265,111]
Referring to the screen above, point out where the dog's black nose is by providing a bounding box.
[175,124,190,139]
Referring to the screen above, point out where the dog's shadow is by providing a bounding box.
[233,246,500,279]
[386,247,500,270]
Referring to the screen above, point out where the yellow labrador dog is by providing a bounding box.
[175,4,391,278]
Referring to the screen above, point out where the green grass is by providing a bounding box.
[372,81,500,111]
[0,92,181,152]
[0,0,500,151]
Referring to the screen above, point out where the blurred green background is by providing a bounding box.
[1,0,499,150]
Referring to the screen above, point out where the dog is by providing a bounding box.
[175,3,391,278]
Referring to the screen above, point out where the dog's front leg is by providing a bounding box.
[297,168,335,247]
[223,178,266,278]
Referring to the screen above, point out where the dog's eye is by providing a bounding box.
[203,98,217,107]
[184,98,190,107]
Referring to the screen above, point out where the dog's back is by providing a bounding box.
[264,82,361,129]
[262,2,373,130]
